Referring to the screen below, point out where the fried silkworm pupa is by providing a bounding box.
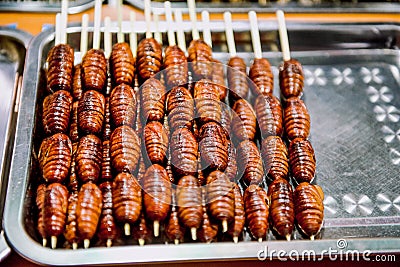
[198,203,218,243]
[163,45,188,89]
[98,181,117,247]
[72,64,83,100]
[46,44,74,92]
[166,86,194,131]
[249,58,274,96]
[136,38,163,81]
[194,79,221,125]
[36,184,47,247]
[43,183,68,249]
[254,94,283,138]
[187,39,213,80]
[176,175,203,240]
[78,89,105,135]
[69,101,79,143]
[110,83,136,128]
[227,56,249,101]
[143,164,172,237]
[199,122,229,171]
[165,194,185,245]
[110,42,136,86]
[227,183,245,243]
[206,171,235,232]
[288,138,316,183]
[141,77,166,122]
[64,191,79,249]
[38,133,72,183]
[81,48,108,92]
[212,59,227,101]
[76,182,103,249]
[236,140,264,186]
[244,184,269,242]
[284,97,310,141]
[113,172,142,236]
[42,89,73,135]
[268,178,294,240]
[279,58,304,99]
[132,213,151,246]
[170,127,198,177]
[294,183,324,240]
[231,99,257,142]
[261,136,289,181]
[144,121,168,165]
[225,141,238,182]
[110,125,141,174]
[76,134,102,183]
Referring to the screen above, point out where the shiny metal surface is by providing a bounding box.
[3,22,400,265]
[0,0,100,14]
[126,0,400,14]
[0,27,31,263]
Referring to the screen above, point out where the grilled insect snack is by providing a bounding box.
[284,97,310,141]
[194,79,221,125]
[141,77,166,122]
[231,99,257,142]
[166,86,195,131]
[110,83,136,128]
[170,127,198,177]
[249,58,274,96]
[188,39,213,80]
[244,184,269,242]
[236,140,264,186]
[98,182,118,247]
[279,58,304,99]
[110,42,136,86]
[163,45,188,88]
[227,56,249,101]
[42,89,73,135]
[144,121,169,165]
[227,183,245,243]
[261,136,289,181]
[76,134,102,183]
[78,90,106,135]
[254,94,283,138]
[81,48,108,92]
[46,44,74,93]
[288,138,316,183]
[137,38,163,81]
[199,122,229,171]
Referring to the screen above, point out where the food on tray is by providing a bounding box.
[144,121,169,165]
[227,183,245,243]
[136,38,163,81]
[225,141,238,182]
[283,96,311,141]
[261,136,289,181]
[268,178,294,240]
[42,89,73,135]
[249,58,274,96]
[244,184,269,242]
[81,49,108,92]
[199,122,229,171]
[163,45,188,88]
[110,83,136,127]
[288,138,316,183]
[227,56,249,101]
[194,79,221,125]
[188,39,213,80]
[231,99,257,142]
[110,42,136,86]
[212,59,227,101]
[166,86,195,130]
[140,77,166,122]
[279,58,304,99]
[98,181,118,247]
[78,90,106,135]
[237,140,264,186]
[170,127,198,177]
[76,134,102,183]
[254,94,283,138]
[46,44,74,93]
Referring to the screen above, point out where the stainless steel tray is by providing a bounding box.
[4,21,400,265]
[0,0,99,13]
[126,0,400,14]
[0,26,31,262]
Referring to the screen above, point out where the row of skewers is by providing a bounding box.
[34,0,324,249]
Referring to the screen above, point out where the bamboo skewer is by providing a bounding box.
[117,0,124,44]
[174,9,186,54]
[201,11,212,48]
[130,12,138,56]
[276,10,291,62]
[104,16,112,59]
[187,0,200,41]
[153,13,162,45]
[164,1,176,47]
[224,11,236,58]
[249,11,262,60]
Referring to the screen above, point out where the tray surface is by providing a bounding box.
[0,27,31,262]
[3,21,400,265]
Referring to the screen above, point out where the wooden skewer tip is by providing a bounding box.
[286,234,291,241]
[84,239,90,249]
[124,223,131,236]
[258,238,263,243]
[72,242,78,250]
[106,239,112,248]
[138,238,145,246]
[174,239,179,245]
[153,220,160,237]
[310,235,315,241]
[222,220,228,233]
[42,238,47,247]
[233,236,239,244]
[191,227,197,241]
[51,236,57,249]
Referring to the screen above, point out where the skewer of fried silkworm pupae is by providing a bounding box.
[268,178,294,240]
[163,1,188,90]
[187,0,213,81]
[231,98,257,142]
[261,136,289,181]
[236,140,264,186]
[276,10,304,100]
[244,184,269,242]
[98,181,118,247]
[224,11,249,102]
[143,164,172,237]
[136,0,163,82]
[248,11,274,98]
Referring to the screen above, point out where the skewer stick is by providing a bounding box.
[223,11,236,57]
[164,1,176,46]
[187,0,199,40]
[84,239,90,249]
[233,236,239,244]
[201,11,212,48]
[124,223,131,236]
[153,13,162,45]
[310,235,315,241]
[117,0,124,43]
[60,0,68,45]
[222,220,228,233]
[93,0,102,50]
[104,16,112,59]
[286,234,291,241]
[174,9,186,54]
[174,239,179,245]
[191,227,197,241]
[80,14,89,58]
[153,220,160,237]
[42,238,47,248]
[72,242,78,250]
[106,239,112,248]
[276,10,291,61]
[138,238,145,246]
[144,0,152,39]
[258,237,263,243]
[249,11,262,59]
[54,13,61,46]
[129,12,137,55]
[51,236,57,249]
